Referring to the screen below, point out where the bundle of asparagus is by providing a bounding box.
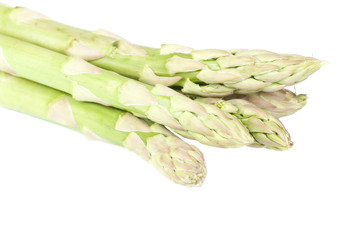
[0,4,324,186]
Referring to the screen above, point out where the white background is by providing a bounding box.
[0,0,360,239]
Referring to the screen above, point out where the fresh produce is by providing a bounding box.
[225,89,307,118]
[0,4,325,97]
[0,3,326,186]
[0,33,254,148]
[195,98,292,150]
[0,71,207,186]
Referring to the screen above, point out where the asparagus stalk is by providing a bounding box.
[225,89,307,118]
[0,4,325,97]
[0,33,255,148]
[195,98,292,150]
[0,71,207,186]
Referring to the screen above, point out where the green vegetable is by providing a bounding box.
[0,71,207,186]
[0,4,325,97]
[0,33,254,148]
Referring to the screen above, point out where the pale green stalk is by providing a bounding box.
[0,33,254,148]
[226,89,307,117]
[0,4,325,97]
[195,98,292,150]
[0,71,207,186]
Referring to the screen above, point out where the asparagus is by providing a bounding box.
[195,98,292,150]
[0,4,325,97]
[225,89,307,118]
[0,33,254,148]
[0,71,207,186]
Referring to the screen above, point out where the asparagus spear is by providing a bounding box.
[0,71,207,186]
[225,89,307,118]
[0,33,254,148]
[0,4,325,97]
[195,98,292,150]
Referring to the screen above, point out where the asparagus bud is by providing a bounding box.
[226,89,307,117]
[195,98,292,150]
